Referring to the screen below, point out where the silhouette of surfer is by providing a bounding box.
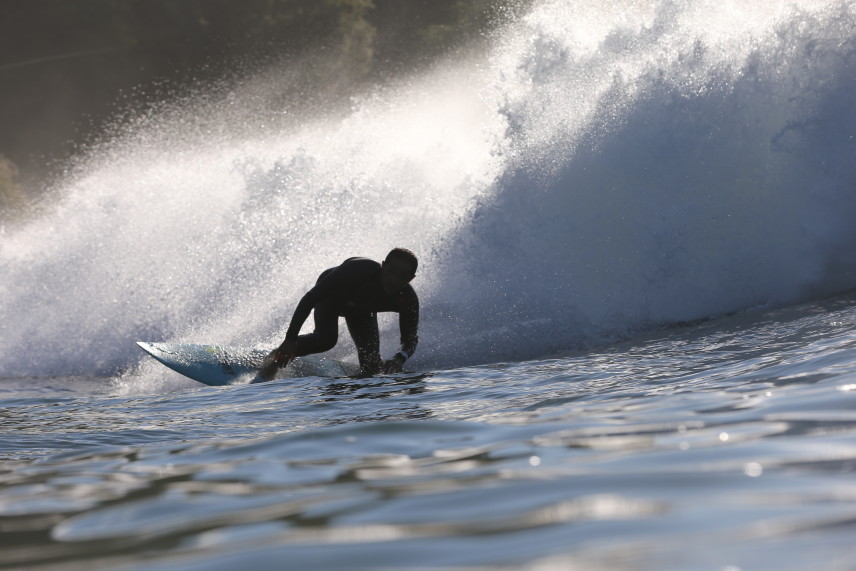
[260,248,419,379]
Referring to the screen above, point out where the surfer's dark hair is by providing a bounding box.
[386,247,418,274]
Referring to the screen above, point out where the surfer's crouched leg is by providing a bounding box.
[345,312,383,375]
[296,301,338,356]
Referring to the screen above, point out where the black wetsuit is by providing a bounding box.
[285,257,419,373]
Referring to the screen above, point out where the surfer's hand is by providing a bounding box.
[272,340,297,366]
[382,354,406,374]
[258,341,296,381]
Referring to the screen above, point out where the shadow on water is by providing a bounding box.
[313,373,435,424]
[321,372,432,400]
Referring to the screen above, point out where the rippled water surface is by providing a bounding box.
[3,294,856,570]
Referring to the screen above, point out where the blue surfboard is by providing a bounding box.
[136,342,358,386]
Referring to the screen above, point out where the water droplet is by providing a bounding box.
[744,462,763,477]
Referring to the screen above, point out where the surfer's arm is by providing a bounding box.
[259,287,323,380]
[399,290,419,356]
[383,292,419,373]
[284,288,321,343]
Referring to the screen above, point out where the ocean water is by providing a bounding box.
[2,0,856,569]
[3,294,856,570]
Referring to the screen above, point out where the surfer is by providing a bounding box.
[260,248,419,379]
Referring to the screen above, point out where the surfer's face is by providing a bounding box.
[381,258,415,294]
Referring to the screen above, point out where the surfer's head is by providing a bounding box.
[382,247,417,294]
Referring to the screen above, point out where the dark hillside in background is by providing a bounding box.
[0,0,525,210]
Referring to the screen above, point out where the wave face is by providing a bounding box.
[427,0,856,365]
[1,0,855,376]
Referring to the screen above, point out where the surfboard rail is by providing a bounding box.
[137,342,357,385]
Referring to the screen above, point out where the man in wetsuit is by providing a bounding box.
[260,248,419,379]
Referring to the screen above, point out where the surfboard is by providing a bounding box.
[136,342,358,386]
